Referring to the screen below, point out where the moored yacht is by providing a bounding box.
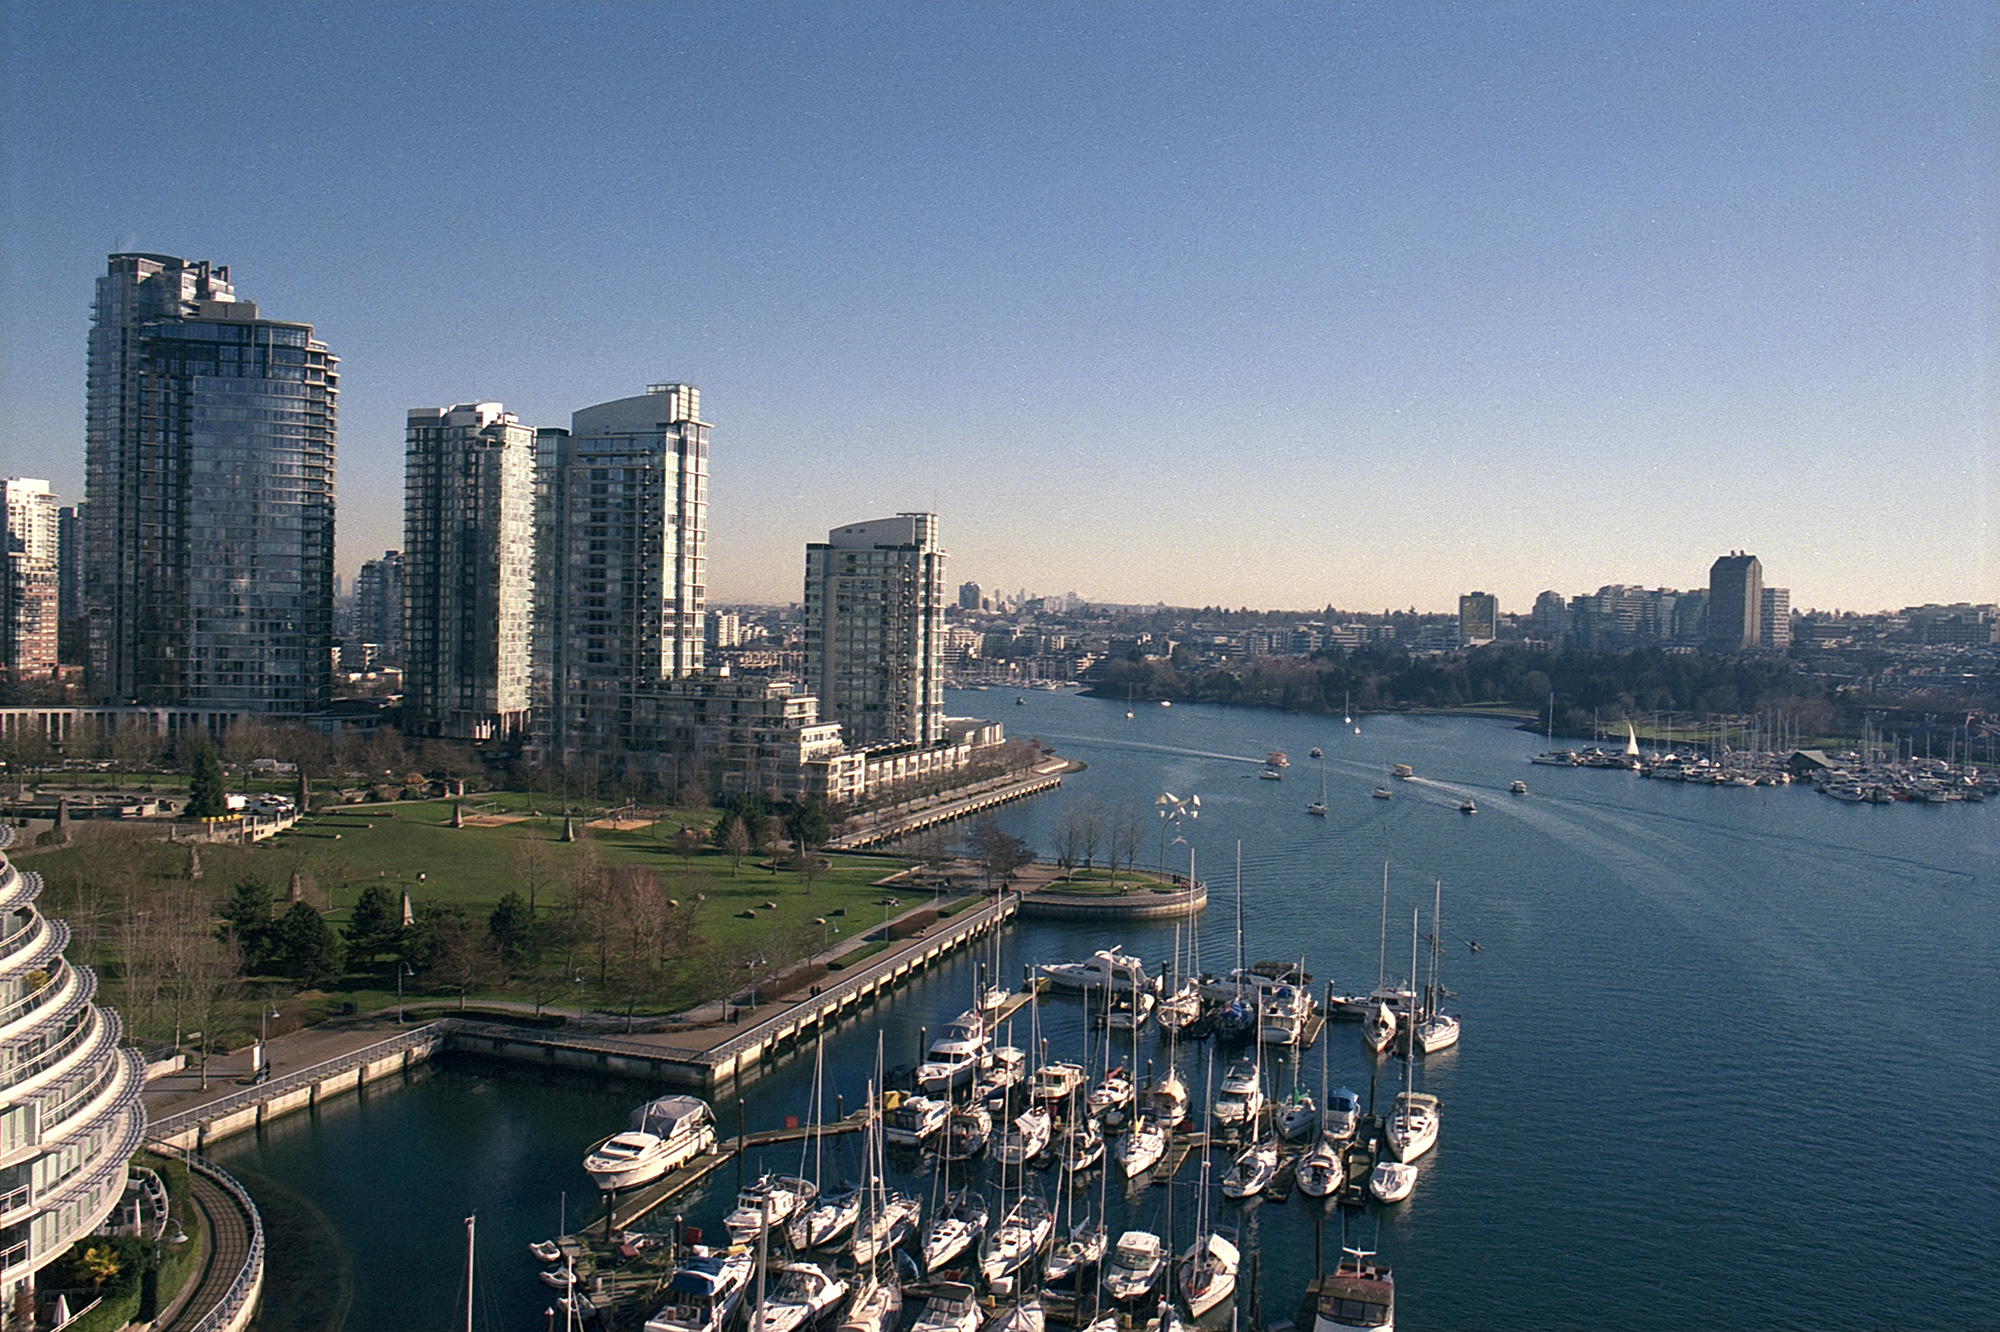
[912,1282,982,1332]
[1383,1092,1440,1162]
[643,1246,754,1332]
[918,1012,994,1093]
[1219,1138,1278,1199]
[584,1095,717,1191]
[760,1262,851,1332]
[1210,1061,1264,1132]
[1119,1116,1168,1178]
[1177,1229,1240,1318]
[979,1193,1054,1285]
[883,1093,952,1146]
[921,1189,989,1274]
[1102,1230,1168,1305]
[993,1104,1054,1166]
[1039,948,1158,995]
[1308,1249,1395,1332]
[1367,1159,1417,1204]
[724,1172,817,1244]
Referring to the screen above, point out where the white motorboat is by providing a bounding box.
[1039,948,1157,995]
[1276,1089,1318,1142]
[1509,780,1528,795]
[1219,1139,1278,1199]
[584,1094,717,1191]
[1260,984,1310,1046]
[1457,799,1477,814]
[792,1186,862,1249]
[1087,1066,1136,1123]
[1310,1249,1395,1332]
[1211,1061,1264,1132]
[993,1105,1053,1166]
[1119,1116,1168,1177]
[760,1262,850,1332]
[941,1105,993,1161]
[1101,1230,1168,1305]
[979,1194,1054,1285]
[921,1189,989,1274]
[1368,1159,1417,1203]
[1146,1067,1191,1128]
[724,1173,816,1244]
[1322,1088,1361,1142]
[1030,1062,1087,1106]
[644,1246,754,1332]
[852,1187,921,1265]
[882,1093,952,1146]
[918,1012,993,1093]
[1177,1229,1240,1318]
[912,1282,982,1332]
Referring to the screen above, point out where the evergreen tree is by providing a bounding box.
[219,877,278,971]
[343,885,403,970]
[487,891,535,967]
[185,743,228,819]
[271,900,346,987]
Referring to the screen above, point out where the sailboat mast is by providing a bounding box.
[1376,863,1389,992]
[463,1213,475,1332]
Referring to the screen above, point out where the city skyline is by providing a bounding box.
[1,5,1992,614]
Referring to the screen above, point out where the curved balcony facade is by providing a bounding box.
[0,827,145,1300]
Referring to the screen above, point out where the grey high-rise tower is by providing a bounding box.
[534,383,708,764]
[1706,552,1762,652]
[84,254,337,715]
[403,403,535,740]
[804,513,946,748]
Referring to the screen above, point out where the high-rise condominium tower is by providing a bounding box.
[535,383,708,763]
[403,403,535,740]
[1760,586,1792,652]
[351,550,406,662]
[804,512,946,749]
[1706,552,1762,652]
[84,254,337,715]
[1458,590,1498,644]
[2,478,61,677]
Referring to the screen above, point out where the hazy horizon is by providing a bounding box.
[2,4,1992,615]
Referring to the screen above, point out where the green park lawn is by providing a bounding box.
[23,795,946,1035]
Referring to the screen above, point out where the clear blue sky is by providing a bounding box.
[2,2,1992,614]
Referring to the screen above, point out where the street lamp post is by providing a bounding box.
[396,962,414,1024]
[574,969,586,1022]
[1155,792,1199,880]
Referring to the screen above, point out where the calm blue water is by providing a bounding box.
[215,691,2000,1330]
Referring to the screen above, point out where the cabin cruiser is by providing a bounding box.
[584,1095,717,1191]
[941,1105,994,1161]
[912,1282,983,1332]
[724,1173,817,1244]
[760,1262,851,1332]
[1211,1061,1264,1132]
[1383,1092,1440,1162]
[1391,764,1415,780]
[1102,1230,1169,1304]
[974,1047,1030,1110]
[1260,984,1312,1045]
[644,1246,754,1332]
[1146,1067,1191,1128]
[1371,787,1393,800]
[1321,1088,1361,1142]
[922,1190,989,1273]
[1220,1139,1278,1199]
[1178,1229,1240,1318]
[1030,1062,1087,1106]
[1509,780,1528,795]
[1309,1249,1395,1332]
[979,1194,1055,1285]
[1088,1066,1136,1125]
[883,1093,952,1146]
[1276,1087,1318,1142]
[1200,964,1309,1006]
[918,1012,993,1093]
[1039,948,1158,995]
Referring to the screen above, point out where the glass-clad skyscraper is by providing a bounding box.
[84,254,337,716]
[803,513,946,749]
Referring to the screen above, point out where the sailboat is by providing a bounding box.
[1307,748,1328,816]
[1177,1062,1239,1316]
[793,1034,862,1248]
[981,1004,1056,1287]
[1383,909,1441,1164]
[1363,865,1400,1055]
[1211,846,1258,1044]
[1414,880,1460,1055]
